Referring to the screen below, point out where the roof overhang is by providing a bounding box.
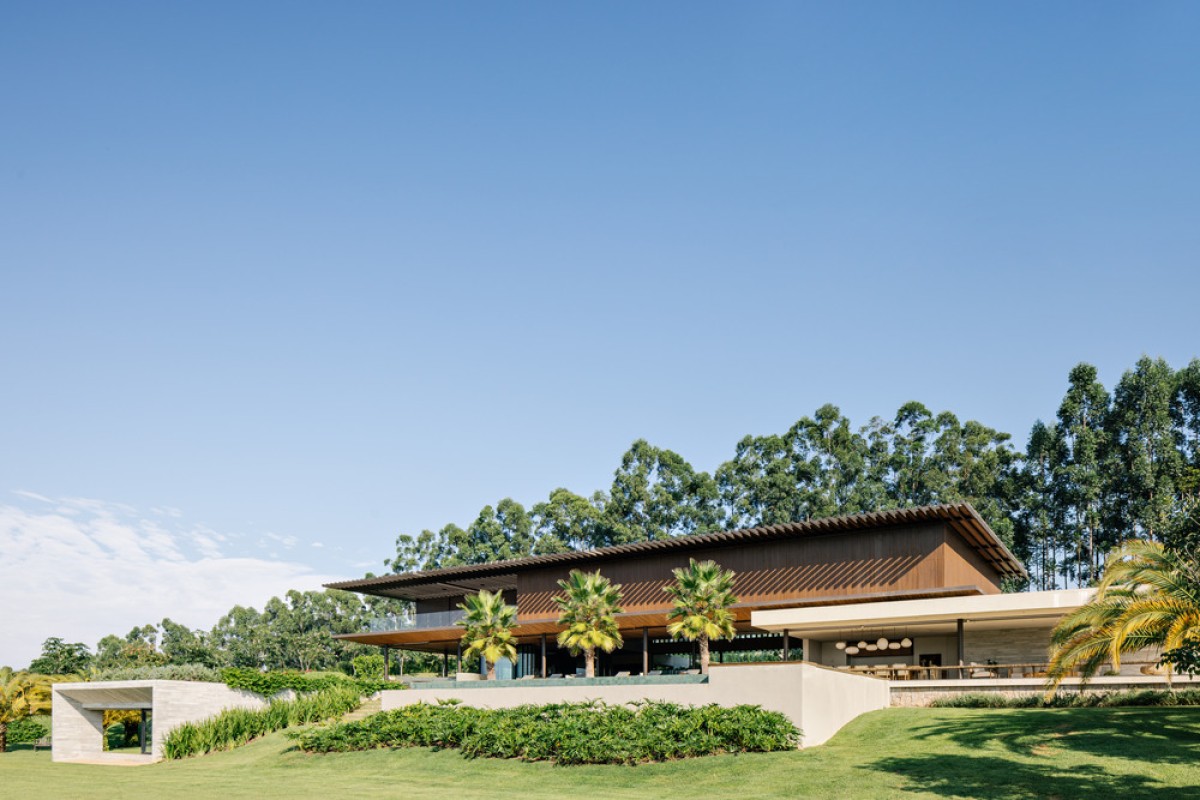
[328,503,1027,601]
[750,588,1094,639]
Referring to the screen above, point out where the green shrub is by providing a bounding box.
[161,686,363,759]
[90,664,223,682]
[6,716,49,746]
[219,668,391,696]
[352,654,385,680]
[293,700,800,764]
[929,689,1200,709]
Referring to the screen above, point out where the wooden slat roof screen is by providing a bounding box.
[326,503,1027,599]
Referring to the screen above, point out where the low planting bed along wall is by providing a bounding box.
[929,688,1200,709]
[293,700,800,765]
[162,686,364,759]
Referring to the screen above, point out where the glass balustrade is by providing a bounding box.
[364,608,468,632]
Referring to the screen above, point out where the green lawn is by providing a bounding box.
[2,707,1199,799]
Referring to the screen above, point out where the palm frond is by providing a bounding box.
[1046,539,1200,695]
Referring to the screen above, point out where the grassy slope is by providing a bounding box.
[2,707,1199,800]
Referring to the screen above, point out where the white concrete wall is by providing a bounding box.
[796,664,891,746]
[52,680,270,761]
[382,662,890,748]
[51,687,108,761]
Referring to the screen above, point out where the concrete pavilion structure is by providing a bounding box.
[51,680,274,763]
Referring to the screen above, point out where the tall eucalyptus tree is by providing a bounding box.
[1106,357,1184,541]
[602,440,720,544]
[1051,363,1111,583]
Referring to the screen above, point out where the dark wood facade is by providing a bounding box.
[514,521,999,622]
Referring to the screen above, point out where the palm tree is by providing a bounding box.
[553,570,623,677]
[1046,539,1200,692]
[455,590,519,680]
[663,558,738,674]
[1,672,51,753]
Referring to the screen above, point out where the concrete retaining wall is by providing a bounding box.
[383,662,890,747]
[796,663,892,746]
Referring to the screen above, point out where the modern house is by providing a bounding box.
[53,503,1186,761]
[330,503,1150,682]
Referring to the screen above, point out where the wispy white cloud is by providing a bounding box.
[262,531,298,549]
[0,495,338,669]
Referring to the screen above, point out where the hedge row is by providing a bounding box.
[292,700,800,765]
[90,664,224,683]
[162,686,363,759]
[219,668,389,696]
[930,689,1200,708]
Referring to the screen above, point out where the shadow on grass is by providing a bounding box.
[868,754,1184,800]
[863,708,1200,800]
[903,707,1200,765]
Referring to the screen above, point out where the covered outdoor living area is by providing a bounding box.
[357,612,810,681]
[751,587,1171,681]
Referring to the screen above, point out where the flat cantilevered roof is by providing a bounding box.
[751,588,1092,638]
[327,503,1026,601]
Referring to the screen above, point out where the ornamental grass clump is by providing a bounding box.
[162,686,363,759]
[293,700,799,764]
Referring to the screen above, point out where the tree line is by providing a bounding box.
[390,356,1200,591]
[22,589,444,676]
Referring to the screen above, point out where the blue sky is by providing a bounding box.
[1,3,1198,666]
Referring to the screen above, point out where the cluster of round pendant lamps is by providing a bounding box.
[834,636,911,656]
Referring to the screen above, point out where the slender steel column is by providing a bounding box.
[139,709,148,755]
[540,633,547,678]
[383,645,390,681]
[642,627,649,675]
[957,618,965,677]
[782,630,790,661]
